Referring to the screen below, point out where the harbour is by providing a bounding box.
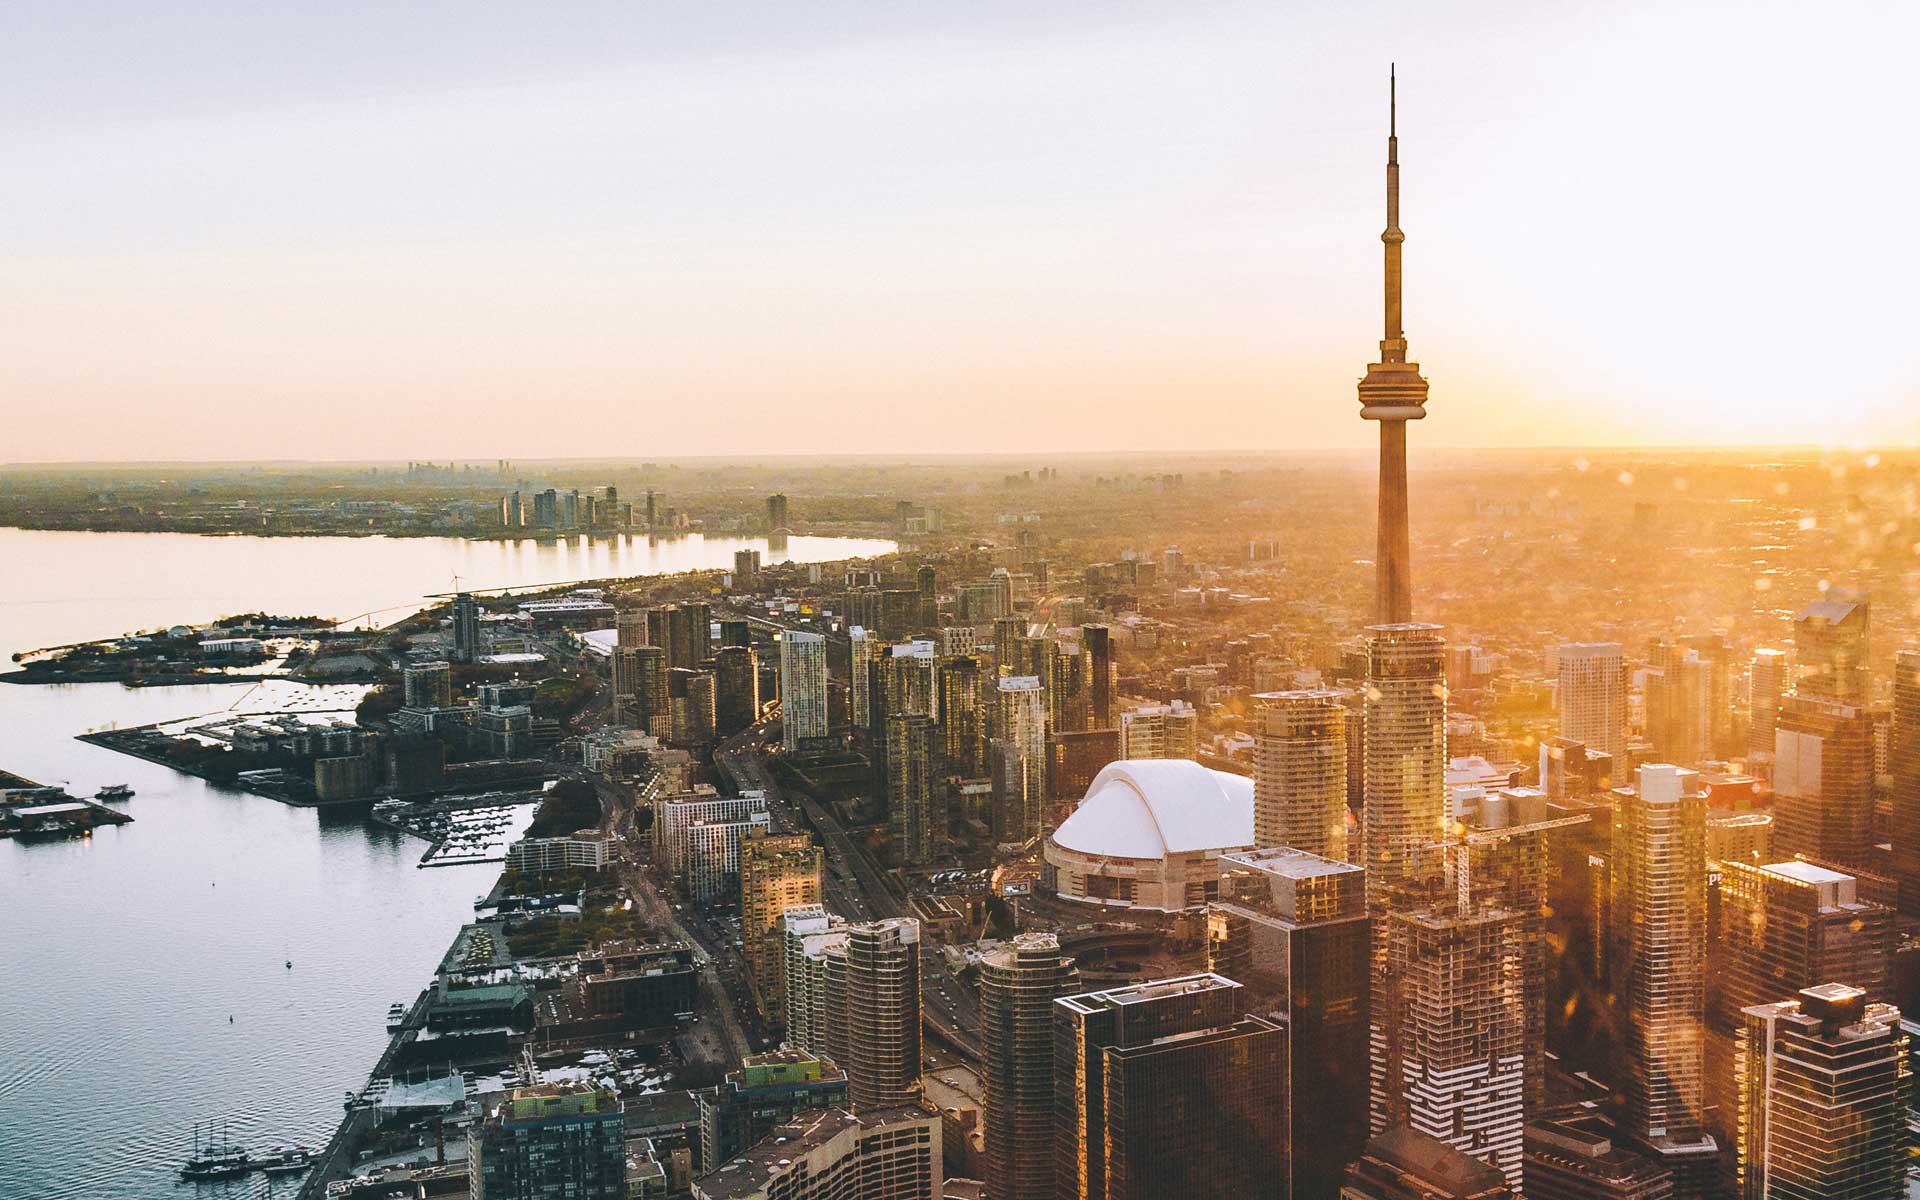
[0,524,891,1200]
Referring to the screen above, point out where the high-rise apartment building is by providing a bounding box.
[1748,648,1789,762]
[978,933,1079,1200]
[1611,763,1718,1189]
[992,676,1047,842]
[1773,694,1875,867]
[468,1082,626,1200]
[739,833,824,1018]
[1893,649,1920,915]
[1083,624,1116,729]
[691,1108,941,1200]
[779,631,829,752]
[1252,690,1349,862]
[1734,984,1908,1200]
[451,592,482,664]
[1362,623,1448,911]
[1372,891,1528,1191]
[713,645,759,736]
[1211,847,1371,1198]
[403,660,452,709]
[615,645,670,735]
[1047,641,1092,734]
[1707,859,1892,1186]
[669,667,717,746]
[1793,592,1868,704]
[766,493,790,534]
[848,626,876,731]
[825,917,922,1113]
[885,713,941,867]
[937,655,985,778]
[782,906,842,1058]
[1557,643,1627,763]
[1118,701,1198,761]
[1053,974,1287,1200]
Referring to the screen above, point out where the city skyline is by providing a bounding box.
[7,3,1920,462]
[10,12,1920,1200]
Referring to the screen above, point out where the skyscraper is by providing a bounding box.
[1356,68,1429,626]
[766,493,790,534]
[1252,690,1349,862]
[451,591,482,663]
[1053,974,1287,1200]
[1361,623,1448,911]
[1371,878,1529,1191]
[1734,984,1908,1200]
[1557,643,1628,763]
[885,713,941,867]
[1612,763,1718,1189]
[1772,694,1875,867]
[992,675,1047,842]
[782,906,843,1058]
[1083,623,1116,729]
[849,625,876,731]
[829,917,922,1112]
[1747,647,1789,762]
[739,832,824,1018]
[1707,859,1892,1186]
[1892,649,1920,915]
[978,932,1079,1200]
[713,645,760,736]
[779,631,829,752]
[1793,591,1868,704]
[1212,847,1372,1198]
[936,655,985,778]
[1047,641,1092,734]
[616,645,670,735]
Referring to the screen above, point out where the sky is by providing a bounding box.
[4,1,1917,462]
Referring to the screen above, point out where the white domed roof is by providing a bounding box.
[1050,759,1254,860]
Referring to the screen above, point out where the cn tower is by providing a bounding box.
[1357,66,1429,625]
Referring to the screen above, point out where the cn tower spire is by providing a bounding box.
[1357,64,1429,626]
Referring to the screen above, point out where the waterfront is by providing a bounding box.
[0,526,894,1200]
[0,526,896,655]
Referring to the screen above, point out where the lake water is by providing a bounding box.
[0,526,896,656]
[0,526,892,1200]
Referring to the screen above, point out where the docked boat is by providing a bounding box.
[96,784,135,800]
[256,1145,314,1175]
[386,1001,408,1033]
[181,1122,251,1180]
[179,1146,251,1180]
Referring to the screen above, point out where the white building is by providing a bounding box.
[505,832,611,874]
[849,626,875,730]
[686,811,772,908]
[1043,759,1255,911]
[1119,701,1199,760]
[779,631,829,751]
[1557,642,1627,762]
[653,789,767,877]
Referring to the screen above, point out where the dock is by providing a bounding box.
[0,771,135,838]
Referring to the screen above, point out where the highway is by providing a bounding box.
[716,716,984,1060]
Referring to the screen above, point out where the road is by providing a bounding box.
[592,772,755,1066]
[718,720,984,1060]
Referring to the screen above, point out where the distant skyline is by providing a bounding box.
[6,2,1917,462]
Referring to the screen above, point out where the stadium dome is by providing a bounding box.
[1043,759,1255,912]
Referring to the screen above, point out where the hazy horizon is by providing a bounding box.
[7,1,1917,461]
